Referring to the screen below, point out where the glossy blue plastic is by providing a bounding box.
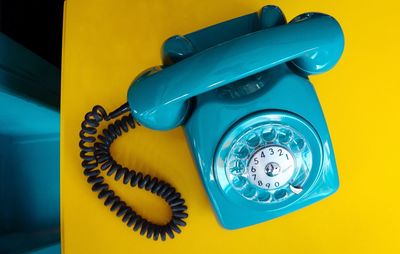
[128,8,343,130]
[127,5,343,229]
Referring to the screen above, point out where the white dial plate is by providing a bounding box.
[247,145,295,190]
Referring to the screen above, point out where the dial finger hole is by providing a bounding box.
[291,137,305,152]
[262,128,276,142]
[229,160,245,175]
[232,176,247,189]
[245,132,260,147]
[274,189,288,200]
[242,185,257,199]
[257,191,271,202]
[278,128,293,144]
[235,145,249,159]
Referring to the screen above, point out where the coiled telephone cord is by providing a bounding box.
[79,103,188,241]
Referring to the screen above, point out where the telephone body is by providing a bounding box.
[128,6,343,229]
[80,5,344,239]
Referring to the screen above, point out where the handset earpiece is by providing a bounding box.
[127,12,344,130]
[289,13,344,75]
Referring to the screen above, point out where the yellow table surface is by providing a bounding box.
[61,0,400,253]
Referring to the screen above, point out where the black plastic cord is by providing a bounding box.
[79,103,188,241]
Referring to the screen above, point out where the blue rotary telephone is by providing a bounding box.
[79,5,344,240]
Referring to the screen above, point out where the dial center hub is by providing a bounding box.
[265,162,280,176]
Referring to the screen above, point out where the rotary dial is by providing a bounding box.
[224,123,313,204]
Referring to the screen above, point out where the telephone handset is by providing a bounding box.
[79,5,344,240]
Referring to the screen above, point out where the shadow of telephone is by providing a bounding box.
[79,5,344,241]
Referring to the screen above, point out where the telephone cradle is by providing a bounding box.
[79,5,344,240]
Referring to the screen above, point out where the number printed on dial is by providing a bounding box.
[247,145,295,190]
